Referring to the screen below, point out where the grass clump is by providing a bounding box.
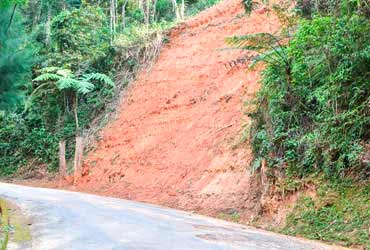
[282,179,370,249]
[0,200,9,250]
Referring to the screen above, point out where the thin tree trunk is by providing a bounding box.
[73,136,84,185]
[122,0,128,30]
[143,0,150,26]
[171,0,180,20]
[74,93,79,133]
[115,0,118,29]
[45,4,52,47]
[58,140,66,187]
[151,0,157,22]
[180,0,185,20]
[110,0,114,45]
[6,4,17,33]
[58,102,66,187]
[73,93,83,185]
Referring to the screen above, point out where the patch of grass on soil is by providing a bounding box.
[0,199,31,250]
[281,179,370,249]
[0,199,9,250]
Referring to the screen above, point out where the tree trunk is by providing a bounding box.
[45,4,51,46]
[151,0,157,22]
[73,136,84,185]
[6,4,17,33]
[58,140,66,187]
[122,0,128,30]
[180,0,185,20]
[171,0,180,20]
[73,92,83,185]
[143,0,150,26]
[110,0,116,45]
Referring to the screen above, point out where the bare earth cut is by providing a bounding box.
[75,0,280,221]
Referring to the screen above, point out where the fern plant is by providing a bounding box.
[226,4,298,83]
[29,67,114,133]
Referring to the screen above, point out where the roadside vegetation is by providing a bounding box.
[229,0,369,248]
[0,0,219,177]
[0,200,9,250]
[0,199,32,250]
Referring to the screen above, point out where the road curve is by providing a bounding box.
[0,183,344,250]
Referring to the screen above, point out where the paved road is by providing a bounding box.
[0,183,345,250]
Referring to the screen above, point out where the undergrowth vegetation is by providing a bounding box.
[0,0,219,176]
[283,178,370,248]
[251,15,370,178]
[229,0,369,248]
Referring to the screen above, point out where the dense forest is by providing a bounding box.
[0,0,218,176]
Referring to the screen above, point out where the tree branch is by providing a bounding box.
[6,4,17,34]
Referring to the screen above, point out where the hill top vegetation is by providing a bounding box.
[0,0,219,176]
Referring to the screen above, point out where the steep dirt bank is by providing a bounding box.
[74,0,280,221]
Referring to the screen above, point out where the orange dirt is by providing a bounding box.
[74,0,280,220]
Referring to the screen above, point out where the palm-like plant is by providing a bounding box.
[226,4,297,84]
[30,67,114,132]
[29,67,114,183]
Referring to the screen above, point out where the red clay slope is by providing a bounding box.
[77,0,280,220]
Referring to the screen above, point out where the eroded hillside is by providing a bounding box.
[76,0,280,221]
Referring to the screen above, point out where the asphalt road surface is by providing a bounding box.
[0,183,346,250]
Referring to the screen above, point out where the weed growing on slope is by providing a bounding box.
[282,178,370,249]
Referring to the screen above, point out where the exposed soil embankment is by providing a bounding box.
[75,0,280,221]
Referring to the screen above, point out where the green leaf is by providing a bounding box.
[33,73,60,82]
[82,73,114,87]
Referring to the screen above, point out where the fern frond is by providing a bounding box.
[243,0,259,15]
[226,33,279,53]
[56,69,74,78]
[249,49,281,68]
[24,82,55,111]
[75,81,95,94]
[40,66,60,73]
[226,32,289,65]
[83,73,114,87]
[56,78,80,90]
[33,73,61,82]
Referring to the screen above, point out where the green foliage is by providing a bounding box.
[0,0,221,176]
[0,7,36,110]
[249,15,370,177]
[0,113,59,175]
[295,0,370,18]
[283,179,370,249]
[32,67,113,96]
[0,0,27,9]
[242,0,259,15]
[186,0,220,16]
[226,33,290,69]
[49,6,110,71]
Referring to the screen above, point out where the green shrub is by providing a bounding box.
[186,0,220,16]
[283,179,370,249]
[49,6,111,72]
[250,15,370,178]
[0,113,59,175]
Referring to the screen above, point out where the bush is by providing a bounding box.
[0,113,59,175]
[49,6,111,72]
[250,15,370,178]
